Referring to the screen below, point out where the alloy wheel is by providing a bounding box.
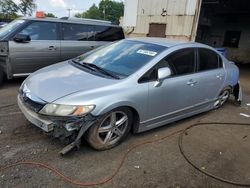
[98,111,128,145]
[214,89,230,108]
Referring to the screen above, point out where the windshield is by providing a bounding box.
[0,19,25,38]
[74,40,166,77]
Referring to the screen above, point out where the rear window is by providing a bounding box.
[62,23,94,41]
[95,26,124,41]
[165,48,195,76]
[198,48,220,71]
[62,23,124,41]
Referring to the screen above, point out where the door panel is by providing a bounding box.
[147,74,200,122]
[60,41,105,61]
[197,68,226,102]
[9,21,60,74]
[197,48,226,102]
[146,48,201,123]
[10,40,60,74]
[60,23,108,61]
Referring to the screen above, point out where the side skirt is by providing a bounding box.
[137,102,214,133]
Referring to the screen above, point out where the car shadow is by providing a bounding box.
[1,77,25,89]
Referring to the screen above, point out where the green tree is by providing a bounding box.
[74,0,124,24]
[0,0,18,19]
[19,0,36,16]
[75,4,102,20]
[45,13,56,18]
[99,0,124,24]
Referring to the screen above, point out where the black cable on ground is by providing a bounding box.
[0,102,250,187]
[178,122,250,187]
[0,103,16,109]
[0,111,22,117]
[0,103,21,117]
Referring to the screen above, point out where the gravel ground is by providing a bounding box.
[0,64,250,188]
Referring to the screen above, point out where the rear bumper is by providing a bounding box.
[17,94,54,132]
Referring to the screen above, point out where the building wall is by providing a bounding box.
[121,0,201,41]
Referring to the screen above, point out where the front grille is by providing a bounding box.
[20,92,45,113]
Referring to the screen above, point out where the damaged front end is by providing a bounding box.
[46,115,97,155]
[17,92,97,155]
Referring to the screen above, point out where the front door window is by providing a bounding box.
[19,21,57,40]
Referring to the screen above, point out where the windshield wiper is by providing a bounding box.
[82,62,120,79]
[71,59,96,71]
[71,59,120,79]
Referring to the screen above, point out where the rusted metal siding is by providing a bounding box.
[122,0,201,41]
[133,15,194,39]
[137,0,195,16]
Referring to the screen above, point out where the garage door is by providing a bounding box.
[147,23,166,38]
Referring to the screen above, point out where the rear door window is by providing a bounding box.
[62,23,95,41]
[94,26,124,41]
[19,21,58,40]
[165,48,195,76]
[198,48,221,71]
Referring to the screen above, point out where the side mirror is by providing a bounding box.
[154,67,171,87]
[13,34,31,43]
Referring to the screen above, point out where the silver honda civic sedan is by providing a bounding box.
[18,38,240,152]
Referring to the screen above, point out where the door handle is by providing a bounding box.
[187,79,197,86]
[216,74,224,79]
[48,46,57,50]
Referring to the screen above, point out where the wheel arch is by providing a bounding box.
[92,102,141,134]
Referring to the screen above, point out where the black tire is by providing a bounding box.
[214,87,231,109]
[85,107,133,150]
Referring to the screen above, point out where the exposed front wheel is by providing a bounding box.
[214,88,231,108]
[85,107,133,150]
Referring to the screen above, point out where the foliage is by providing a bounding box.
[75,4,102,20]
[0,0,36,19]
[0,0,18,19]
[45,13,57,18]
[99,0,124,24]
[74,0,124,24]
[19,0,36,16]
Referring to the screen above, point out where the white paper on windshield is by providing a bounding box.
[136,49,157,57]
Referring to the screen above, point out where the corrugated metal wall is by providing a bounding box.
[137,0,196,16]
[122,0,200,41]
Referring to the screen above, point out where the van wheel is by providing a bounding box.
[85,107,133,150]
[214,88,231,109]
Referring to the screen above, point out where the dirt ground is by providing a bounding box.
[0,64,250,188]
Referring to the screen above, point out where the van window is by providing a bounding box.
[198,48,220,71]
[165,48,195,76]
[95,26,124,41]
[19,21,57,40]
[62,23,95,41]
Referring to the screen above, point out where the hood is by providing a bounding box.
[24,61,120,103]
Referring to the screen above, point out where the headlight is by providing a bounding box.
[39,104,95,117]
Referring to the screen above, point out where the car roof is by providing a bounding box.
[128,37,209,48]
[20,17,121,27]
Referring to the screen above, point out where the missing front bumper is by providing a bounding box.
[18,95,54,132]
[18,94,97,155]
